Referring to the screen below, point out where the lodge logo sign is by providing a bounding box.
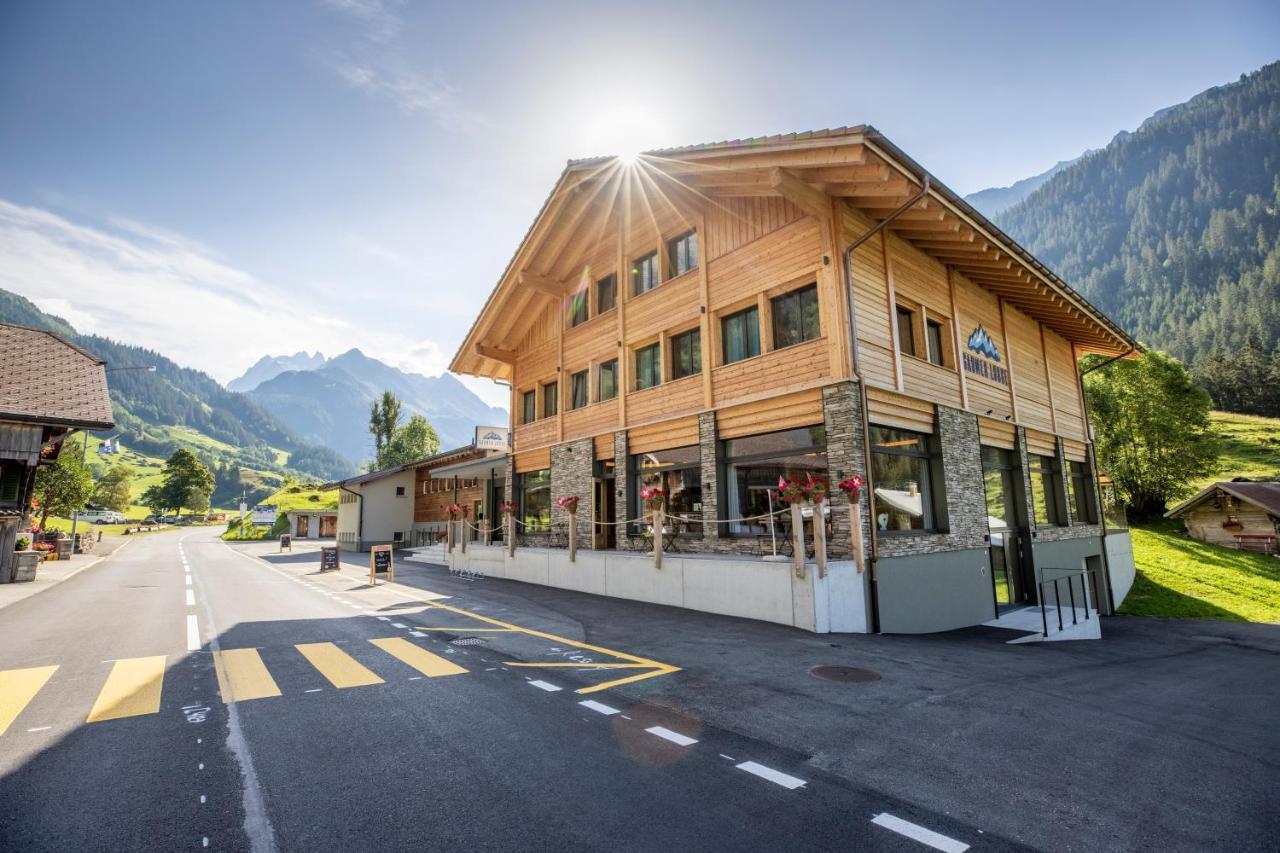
[474,426,510,451]
[963,325,1009,385]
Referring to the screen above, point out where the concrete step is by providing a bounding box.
[983,605,1101,643]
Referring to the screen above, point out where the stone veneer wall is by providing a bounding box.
[550,437,595,550]
[875,404,988,559]
[822,381,868,561]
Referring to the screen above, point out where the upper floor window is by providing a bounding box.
[632,251,659,296]
[635,343,661,390]
[521,390,537,424]
[721,306,760,365]
[670,328,702,380]
[771,284,820,349]
[570,370,589,409]
[896,305,917,357]
[598,359,618,401]
[543,381,558,418]
[925,318,946,366]
[667,230,698,278]
[596,273,617,314]
[569,290,589,327]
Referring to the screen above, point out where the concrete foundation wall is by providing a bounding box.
[876,547,995,633]
[433,545,870,634]
[1105,531,1136,609]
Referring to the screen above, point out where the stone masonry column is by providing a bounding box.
[550,437,595,550]
[822,381,868,560]
[698,412,720,544]
[613,430,633,550]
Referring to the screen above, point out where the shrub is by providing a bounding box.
[15,536,29,551]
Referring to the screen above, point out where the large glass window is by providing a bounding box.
[632,251,659,296]
[518,469,551,533]
[721,306,760,365]
[870,425,945,533]
[1068,460,1098,524]
[596,273,617,314]
[569,289,589,327]
[1029,453,1067,526]
[670,328,701,380]
[521,390,536,424]
[570,370,589,409]
[635,343,660,390]
[631,445,702,535]
[543,381,558,418]
[722,426,827,536]
[598,359,618,401]
[896,305,917,357]
[771,284,820,349]
[667,230,698,278]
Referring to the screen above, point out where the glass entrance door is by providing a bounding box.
[594,477,616,549]
[981,446,1031,607]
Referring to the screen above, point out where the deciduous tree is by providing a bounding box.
[91,463,134,513]
[33,436,94,526]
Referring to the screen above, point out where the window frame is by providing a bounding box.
[634,342,661,390]
[669,327,702,381]
[895,305,917,358]
[569,289,589,327]
[542,380,558,419]
[598,358,618,401]
[720,305,761,365]
[868,424,947,535]
[517,469,551,533]
[1028,453,1068,527]
[521,389,537,424]
[596,273,617,315]
[1068,460,1098,524]
[770,283,821,350]
[569,369,589,410]
[632,251,659,296]
[630,445,703,536]
[925,318,946,367]
[666,229,698,279]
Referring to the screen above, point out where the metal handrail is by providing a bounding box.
[1037,570,1092,638]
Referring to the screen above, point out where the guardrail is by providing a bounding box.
[1038,570,1091,638]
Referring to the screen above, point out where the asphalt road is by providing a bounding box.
[0,527,1011,852]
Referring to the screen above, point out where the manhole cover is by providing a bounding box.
[450,637,487,647]
[810,665,880,683]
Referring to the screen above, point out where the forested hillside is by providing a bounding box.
[0,289,355,483]
[996,61,1280,415]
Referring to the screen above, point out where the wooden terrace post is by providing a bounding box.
[850,501,865,573]
[568,511,577,563]
[446,517,454,554]
[813,502,828,579]
[506,512,516,557]
[790,502,805,579]
[653,505,663,570]
[459,517,467,554]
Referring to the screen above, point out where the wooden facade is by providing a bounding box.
[453,128,1132,468]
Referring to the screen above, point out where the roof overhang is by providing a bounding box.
[451,126,1138,380]
[429,455,507,480]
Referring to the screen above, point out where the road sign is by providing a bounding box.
[319,545,339,572]
[251,504,277,526]
[369,544,394,586]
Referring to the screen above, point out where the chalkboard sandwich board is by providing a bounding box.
[369,544,394,585]
[319,545,340,572]
[279,534,292,552]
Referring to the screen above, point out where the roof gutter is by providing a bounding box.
[840,174,932,635]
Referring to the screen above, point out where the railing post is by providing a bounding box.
[459,518,467,554]
[506,513,515,557]
[1040,586,1049,638]
[568,511,577,563]
[652,505,663,570]
[1054,578,1063,631]
[1068,574,1077,624]
[850,500,865,573]
[1083,572,1091,619]
[483,519,490,547]
[446,518,454,554]
[790,502,805,579]
[813,502,827,578]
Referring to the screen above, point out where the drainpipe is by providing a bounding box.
[1075,346,1135,614]
[840,175,932,634]
[340,484,363,551]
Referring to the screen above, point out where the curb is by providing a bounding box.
[0,537,133,611]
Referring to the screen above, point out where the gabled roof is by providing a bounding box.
[335,444,501,489]
[0,323,114,430]
[451,124,1139,381]
[1165,482,1280,518]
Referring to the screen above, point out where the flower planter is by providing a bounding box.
[13,552,40,583]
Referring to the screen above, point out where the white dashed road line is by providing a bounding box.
[578,700,620,716]
[528,680,561,692]
[645,726,698,746]
[391,622,408,629]
[186,614,201,652]
[870,814,969,853]
[186,589,195,607]
[736,761,806,790]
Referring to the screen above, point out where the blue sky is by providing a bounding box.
[1,0,1277,407]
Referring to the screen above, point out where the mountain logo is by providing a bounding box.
[966,326,1002,362]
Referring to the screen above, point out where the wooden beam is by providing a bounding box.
[792,163,890,184]
[518,271,564,299]
[474,344,517,364]
[822,179,911,198]
[769,168,831,220]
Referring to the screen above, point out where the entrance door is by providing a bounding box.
[490,484,504,542]
[594,477,617,549]
[296,514,309,538]
[981,446,1032,607]
[319,514,337,537]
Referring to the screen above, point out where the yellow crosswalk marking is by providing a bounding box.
[213,649,282,703]
[0,665,59,735]
[295,642,384,688]
[369,637,468,678]
[87,656,167,723]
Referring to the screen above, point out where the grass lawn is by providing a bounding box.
[1123,519,1280,622]
[1197,411,1280,490]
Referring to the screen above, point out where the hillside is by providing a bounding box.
[246,348,508,463]
[0,289,355,496]
[964,153,1092,217]
[227,351,326,393]
[994,61,1280,414]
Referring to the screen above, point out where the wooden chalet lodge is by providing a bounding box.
[447,126,1139,635]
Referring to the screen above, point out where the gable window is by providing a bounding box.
[395,486,406,497]
[721,306,760,365]
[570,369,589,409]
[870,425,946,534]
[771,284,820,349]
[667,230,698,278]
[569,290,589,327]
[635,343,661,390]
[896,305,917,357]
[596,273,617,314]
[632,251,659,296]
[1068,460,1098,524]
[1029,453,1067,526]
[670,328,701,380]
[521,390,537,424]
[925,319,946,366]
[543,381,558,418]
[598,359,618,401]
